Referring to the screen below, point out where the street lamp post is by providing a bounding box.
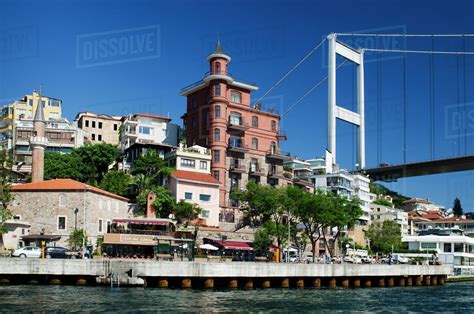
[73,208,79,230]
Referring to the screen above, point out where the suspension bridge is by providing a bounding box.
[259,32,474,182]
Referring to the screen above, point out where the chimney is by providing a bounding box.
[146,192,157,218]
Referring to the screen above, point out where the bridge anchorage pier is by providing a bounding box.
[363,278,372,288]
[181,278,192,289]
[281,278,290,288]
[228,279,238,289]
[424,276,431,286]
[352,278,361,288]
[158,278,169,288]
[312,278,321,288]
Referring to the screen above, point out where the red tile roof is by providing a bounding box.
[419,213,443,220]
[134,113,172,121]
[171,170,220,185]
[403,198,432,204]
[11,179,129,201]
[430,217,474,223]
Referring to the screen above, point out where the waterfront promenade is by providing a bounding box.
[0,259,452,288]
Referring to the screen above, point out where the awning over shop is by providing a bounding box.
[112,218,173,225]
[21,234,61,241]
[205,238,254,251]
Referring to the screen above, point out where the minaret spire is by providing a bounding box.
[30,86,48,183]
[33,86,45,122]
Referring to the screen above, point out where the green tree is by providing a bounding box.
[173,199,202,227]
[453,197,463,217]
[293,189,332,260]
[317,193,362,256]
[44,152,82,181]
[44,143,120,184]
[253,226,272,256]
[68,228,88,251]
[366,220,402,254]
[131,150,172,185]
[137,186,175,218]
[373,198,393,207]
[72,143,120,184]
[100,170,133,197]
[0,150,13,234]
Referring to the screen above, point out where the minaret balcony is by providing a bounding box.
[29,136,48,147]
[203,70,233,84]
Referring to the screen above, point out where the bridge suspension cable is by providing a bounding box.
[362,48,474,55]
[335,33,474,38]
[253,37,327,106]
[281,60,349,118]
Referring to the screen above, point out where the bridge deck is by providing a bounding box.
[364,155,474,181]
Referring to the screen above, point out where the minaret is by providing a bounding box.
[30,87,48,182]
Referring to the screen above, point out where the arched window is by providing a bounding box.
[215,84,221,96]
[271,120,276,131]
[252,116,258,127]
[270,141,277,154]
[214,128,220,141]
[215,105,221,118]
[215,62,221,74]
[231,91,241,103]
[252,138,258,150]
[58,194,67,207]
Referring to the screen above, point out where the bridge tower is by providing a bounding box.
[327,33,365,169]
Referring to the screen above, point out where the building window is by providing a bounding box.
[114,124,118,131]
[252,116,258,127]
[98,122,103,129]
[251,158,258,172]
[421,243,437,250]
[270,141,276,154]
[214,128,220,141]
[57,216,66,230]
[271,120,276,131]
[215,105,221,118]
[58,194,67,207]
[201,210,210,218]
[252,138,258,150]
[213,150,220,162]
[139,126,153,135]
[231,91,241,103]
[192,118,197,129]
[85,120,89,127]
[91,134,96,141]
[230,112,242,125]
[181,158,195,168]
[191,98,196,108]
[200,194,211,202]
[200,161,207,169]
[185,192,193,200]
[98,134,102,141]
[215,62,221,74]
[98,219,103,233]
[92,121,96,128]
[214,84,221,96]
[213,170,219,180]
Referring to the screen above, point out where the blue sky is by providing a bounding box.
[1,0,473,210]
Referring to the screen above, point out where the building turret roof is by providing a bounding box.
[33,88,45,122]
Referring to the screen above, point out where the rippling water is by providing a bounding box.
[0,282,473,312]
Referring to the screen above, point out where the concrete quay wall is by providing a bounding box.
[0,259,452,278]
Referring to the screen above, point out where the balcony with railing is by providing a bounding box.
[277,130,287,141]
[228,138,248,153]
[181,70,258,95]
[249,163,265,176]
[228,117,249,132]
[229,160,246,173]
[293,173,313,187]
[266,148,291,161]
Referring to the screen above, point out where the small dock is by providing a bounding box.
[0,259,452,289]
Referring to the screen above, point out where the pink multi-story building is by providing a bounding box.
[180,41,290,225]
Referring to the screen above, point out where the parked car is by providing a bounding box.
[343,256,362,264]
[12,246,42,258]
[45,247,67,259]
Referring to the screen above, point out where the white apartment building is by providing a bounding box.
[403,228,474,277]
[166,144,220,227]
[12,119,88,174]
[370,204,409,236]
[120,113,179,151]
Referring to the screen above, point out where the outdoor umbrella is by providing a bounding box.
[199,244,219,251]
